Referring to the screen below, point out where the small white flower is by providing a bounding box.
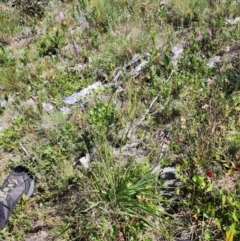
[207,56,221,67]
[60,106,71,115]
[42,102,54,112]
[171,44,184,65]
[55,11,65,24]
[172,45,184,56]
[58,11,64,21]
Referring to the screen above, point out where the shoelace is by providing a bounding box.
[0,179,18,203]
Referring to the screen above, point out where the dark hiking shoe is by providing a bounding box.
[0,166,35,230]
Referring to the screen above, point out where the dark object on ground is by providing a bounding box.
[11,0,49,18]
[0,165,35,230]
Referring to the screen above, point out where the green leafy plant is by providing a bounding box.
[79,144,168,239]
[89,102,118,128]
[38,30,66,56]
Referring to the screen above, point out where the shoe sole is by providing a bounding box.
[14,165,35,198]
[25,177,35,198]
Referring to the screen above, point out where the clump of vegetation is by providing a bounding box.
[0,0,240,240]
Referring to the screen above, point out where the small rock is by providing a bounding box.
[207,56,221,67]
[226,17,240,25]
[25,230,48,241]
[160,167,176,180]
[63,82,103,105]
[73,153,90,169]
